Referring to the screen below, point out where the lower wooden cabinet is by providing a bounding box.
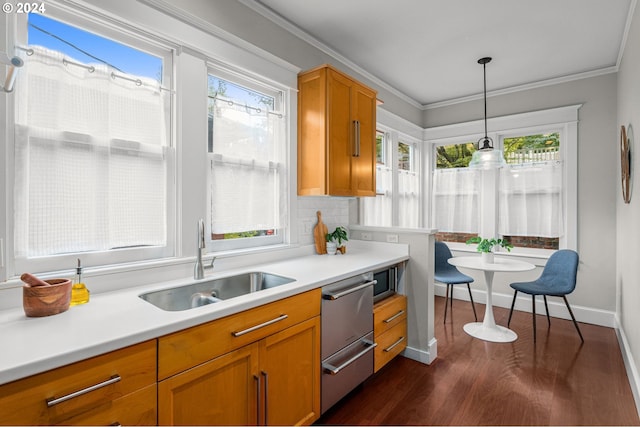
[0,340,157,426]
[158,343,260,426]
[158,291,321,426]
[260,316,320,426]
[373,294,407,372]
[57,384,157,426]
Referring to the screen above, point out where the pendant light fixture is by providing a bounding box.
[469,56,506,169]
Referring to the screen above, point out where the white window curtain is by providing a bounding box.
[432,168,479,233]
[499,162,564,237]
[14,46,169,258]
[361,164,392,226]
[398,169,420,228]
[209,99,285,235]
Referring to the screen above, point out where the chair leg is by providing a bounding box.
[543,295,551,327]
[532,295,537,343]
[508,290,518,327]
[444,284,450,324]
[466,283,478,321]
[563,296,584,343]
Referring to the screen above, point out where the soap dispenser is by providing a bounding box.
[70,258,90,306]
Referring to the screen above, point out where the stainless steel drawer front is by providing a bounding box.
[321,273,374,360]
[321,333,374,414]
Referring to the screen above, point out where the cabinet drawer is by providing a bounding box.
[56,384,157,426]
[374,321,407,373]
[374,294,407,337]
[159,288,321,379]
[0,340,156,426]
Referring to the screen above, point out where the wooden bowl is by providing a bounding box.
[23,279,72,317]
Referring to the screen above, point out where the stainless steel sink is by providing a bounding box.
[139,271,295,311]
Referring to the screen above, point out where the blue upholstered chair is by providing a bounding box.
[434,241,477,323]
[507,249,583,343]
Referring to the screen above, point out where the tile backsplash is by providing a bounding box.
[297,197,356,245]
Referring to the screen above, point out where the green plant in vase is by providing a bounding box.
[466,236,513,263]
[326,226,349,254]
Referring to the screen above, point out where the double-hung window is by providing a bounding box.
[11,10,174,274]
[361,129,421,228]
[397,139,420,228]
[429,106,578,254]
[206,67,287,251]
[362,130,392,226]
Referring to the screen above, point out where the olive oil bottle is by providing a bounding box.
[70,258,90,306]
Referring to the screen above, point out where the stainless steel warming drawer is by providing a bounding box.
[321,272,376,414]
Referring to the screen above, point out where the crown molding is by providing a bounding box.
[240,0,423,109]
[424,66,618,110]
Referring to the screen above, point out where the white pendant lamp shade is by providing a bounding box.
[469,56,506,169]
[469,146,507,169]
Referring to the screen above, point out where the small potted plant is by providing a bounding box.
[466,236,513,263]
[325,226,349,255]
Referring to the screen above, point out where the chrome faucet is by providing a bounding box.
[194,218,215,280]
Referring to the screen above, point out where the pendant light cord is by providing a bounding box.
[477,57,492,149]
[483,61,488,139]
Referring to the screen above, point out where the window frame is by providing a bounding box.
[360,126,422,228]
[206,63,289,253]
[425,105,579,257]
[7,5,177,276]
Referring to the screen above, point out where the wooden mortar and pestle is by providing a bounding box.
[21,273,72,317]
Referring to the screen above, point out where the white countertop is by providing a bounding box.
[0,240,409,386]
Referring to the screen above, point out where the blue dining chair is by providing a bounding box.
[434,241,477,323]
[507,249,583,343]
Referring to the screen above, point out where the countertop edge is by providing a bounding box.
[0,241,409,386]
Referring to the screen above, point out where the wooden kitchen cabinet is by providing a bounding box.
[159,343,260,426]
[158,289,321,426]
[373,294,407,372]
[0,340,157,426]
[259,316,320,426]
[298,64,377,197]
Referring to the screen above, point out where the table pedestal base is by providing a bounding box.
[463,322,518,343]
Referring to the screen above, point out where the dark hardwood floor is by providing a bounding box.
[316,295,640,426]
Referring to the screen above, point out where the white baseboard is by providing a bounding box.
[615,317,640,419]
[434,283,615,327]
[403,337,437,365]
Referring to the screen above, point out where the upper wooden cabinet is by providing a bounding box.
[298,64,377,197]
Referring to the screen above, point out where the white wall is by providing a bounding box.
[617,0,640,410]
[423,73,619,317]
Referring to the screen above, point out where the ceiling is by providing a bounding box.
[245,0,634,108]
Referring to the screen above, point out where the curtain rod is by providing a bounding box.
[0,51,24,93]
[208,94,283,118]
[15,45,173,93]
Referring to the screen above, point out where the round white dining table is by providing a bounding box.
[447,256,535,343]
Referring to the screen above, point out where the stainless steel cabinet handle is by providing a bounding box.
[322,340,377,375]
[322,280,376,300]
[261,371,269,424]
[383,310,405,324]
[46,375,121,407]
[232,314,288,337]
[383,336,405,353]
[254,375,261,424]
[352,120,361,157]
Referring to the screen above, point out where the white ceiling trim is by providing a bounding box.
[242,0,634,113]
[425,66,619,110]
[616,0,638,68]
[239,0,423,109]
